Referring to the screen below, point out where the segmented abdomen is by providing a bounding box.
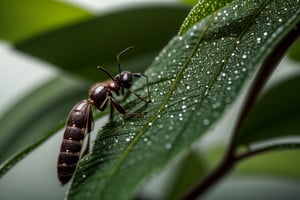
[57,99,92,185]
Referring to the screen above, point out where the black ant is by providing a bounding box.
[57,46,151,185]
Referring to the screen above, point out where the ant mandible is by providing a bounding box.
[57,46,151,185]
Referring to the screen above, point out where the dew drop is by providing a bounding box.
[256,37,261,43]
[203,119,210,126]
[165,143,172,150]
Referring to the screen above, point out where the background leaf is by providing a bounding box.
[67,1,300,199]
[179,0,199,6]
[0,76,88,163]
[15,5,190,81]
[288,40,300,63]
[0,0,92,43]
[236,75,300,145]
[236,150,300,181]
[164,150,207,200]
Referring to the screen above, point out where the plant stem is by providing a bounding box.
[179,154,235,200]
[180,22,300,200]
[235,143,300,162]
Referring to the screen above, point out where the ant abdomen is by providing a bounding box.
[57,100,93,185]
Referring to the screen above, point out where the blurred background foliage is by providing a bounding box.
[0,0,300,200]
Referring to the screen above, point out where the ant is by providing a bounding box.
[57,46,151,185]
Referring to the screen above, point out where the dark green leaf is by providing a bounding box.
[236,75,300,145]
[0,0,92,43]
[67,1,300,199]
[179,0,234,35]
[0,76,88,163]
[15,5,190,81]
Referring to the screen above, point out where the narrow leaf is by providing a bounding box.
[0,76,88,162]
[0,121,64,178]
[236,75,300,145]
[15,5,190,81]
[0,0,92,43]
[68,1,300,199]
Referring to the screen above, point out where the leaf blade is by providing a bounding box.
[0,0,92,43]
[236,75,300,145]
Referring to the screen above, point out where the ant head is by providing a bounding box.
[119,71,132,88]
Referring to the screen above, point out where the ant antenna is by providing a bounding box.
[97,66,114,81]
[117,46,134,73]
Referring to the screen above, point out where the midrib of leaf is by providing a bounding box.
[101,0,275,193]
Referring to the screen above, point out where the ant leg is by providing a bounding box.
[109,96,146,116]
[81,132,91,157]
[99,97,109,111]
[109,99,114,121]
[82,106,93,157]
[109,96,126,114]
[127,88,150,104]
[132,73,151,103]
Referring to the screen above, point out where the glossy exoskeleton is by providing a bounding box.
[57,46,151,185]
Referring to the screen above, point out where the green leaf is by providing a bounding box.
[236,149,300,181]
[179,0,199,6]
[0,76,88,163]
[0,0,92,43]
[288,40,300,63]
[0,121,65,178]
[67,1,300,199]
[236,75,300,145]
[179,0,234,35]
[15,5,190,81]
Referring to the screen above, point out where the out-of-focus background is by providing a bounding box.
[1,1,300,200]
